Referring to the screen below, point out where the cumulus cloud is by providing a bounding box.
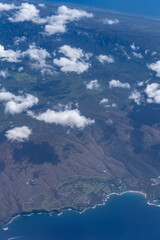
[99,98,116,108]
[38,4,45,8]
[152,51,157,56]
[0,89,38,114]
[0,43,53,74]
[109,80,130,89]
[100,98,109,104]
[97,54,114,64]
[130,43,139,51]
[129,84,160,105]
[18,67,24,72]
[28,108,95,129]
[129,90,142,105]
[5,126,32,142]
[0,70,8,78]
[0,45,21,62]
[9,3,47,24]
[103,18,119,25]
[14,36,26,46]
[86,80,99,90]
[0,3,16,11]
[53,45,91,74]
[137,81,144,87]
[8,4,93,35]
[23,43,52,73]
[99,98,110,107]
[122,49,131,60]
[45,5,93,35]
[145,49,149,55]
[58,44,84,60]
[112,103,117,107]
[144,83,160,104]
[132,52,143,59]
[148,61,160,77]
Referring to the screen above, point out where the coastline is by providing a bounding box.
[38,0,160,21]
[80,190,148,214]
[28,0,160,22]
[1,189,155,230]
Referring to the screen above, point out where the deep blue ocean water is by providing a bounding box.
[46,0,160,18]
[1,193,160,240]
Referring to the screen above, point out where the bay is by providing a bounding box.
[1,193,160,240]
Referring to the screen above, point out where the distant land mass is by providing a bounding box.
[0,0,160,223]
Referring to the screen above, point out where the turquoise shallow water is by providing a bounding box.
[1,193,160,240]
[45,0,160,18]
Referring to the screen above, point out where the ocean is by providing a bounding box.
[1,193,160,240]
[45,0,160,18]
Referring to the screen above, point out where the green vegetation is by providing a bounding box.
[10,72,37,83]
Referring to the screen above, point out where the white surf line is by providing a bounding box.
[2,226,8,231]
[8,236,23,240]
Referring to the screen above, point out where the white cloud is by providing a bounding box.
[137,81,144,87]
[5,126,32,142]
[5,95,38,114]
[97,54,114,64]
[45,5,93,35]
[0,70,8,78]
[54,58,90,74]
[145,49,149,55]
[122,49,131,60]
[0,44,53,74]
[23,43,52,73]
[8,3,93,36]
[109,80,130,89]
[99,98,110,107]
[103,18,119,25]
[129,90,142,105]
[53,45,91,74]
[0,43,52,73]
[86,80,99,90]
[0,89,38,114]
[152,51,157,56]
[112,103,117,107]
[99,98,116,108]
[59,44,84,60]
[132,52,143,59]
[18,67,24,72]
[130,43,139,51]
[145,83,160,104]
[9,3,47,24]
[129,84,160,105]
[0,3,16,11]
[0,45,21,62]
[8,4,93,35]
[148,61,160,77]
[38,4,45,8]
[28,108,95,129]
[14,36,26,46]
[100,98,109,105]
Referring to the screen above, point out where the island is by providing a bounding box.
[0,0,160,223]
